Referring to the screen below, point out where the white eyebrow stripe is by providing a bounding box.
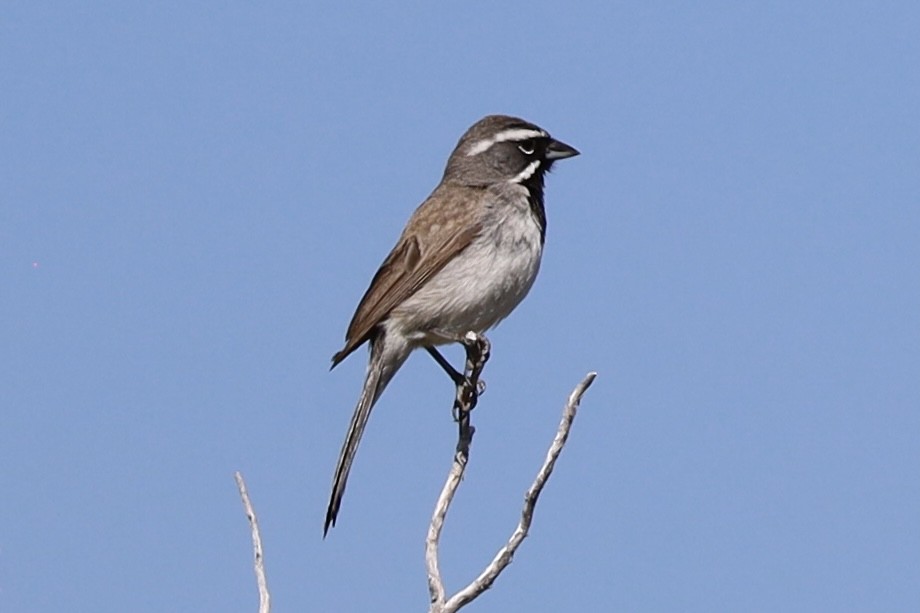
[465,128,548,156]
[509,159,541,184]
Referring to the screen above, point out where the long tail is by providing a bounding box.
[324,334,406,535]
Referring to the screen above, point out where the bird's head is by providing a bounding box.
[443,115,579,187]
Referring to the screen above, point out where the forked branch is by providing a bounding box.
[425,332,596,613]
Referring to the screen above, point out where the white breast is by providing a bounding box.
[390,189,543,345]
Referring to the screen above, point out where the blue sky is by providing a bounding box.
[2,2,919,611]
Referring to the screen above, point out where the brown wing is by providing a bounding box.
[331,187,483,367]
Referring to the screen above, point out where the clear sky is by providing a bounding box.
[2,3,919,612]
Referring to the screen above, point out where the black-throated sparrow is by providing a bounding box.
[325,115,579,534]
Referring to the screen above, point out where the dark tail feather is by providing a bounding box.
[324,338,401,535]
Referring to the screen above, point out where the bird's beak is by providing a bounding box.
[545,138,580,160]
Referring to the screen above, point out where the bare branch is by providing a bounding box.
[427,351,597,613]
[444,372,596,611]
[235,471,271,613]
[427,333,489,609]
[426,445,466,606]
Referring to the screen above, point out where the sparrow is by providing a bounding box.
[325,114,579,534]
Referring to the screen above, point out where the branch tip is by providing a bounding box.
[427,352,597,613]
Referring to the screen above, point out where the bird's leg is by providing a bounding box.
[452,332,490,452]
[461,332,490,399]
[425,346,466,387]
[424,344,473,421]
[425,332,491,422]
[454,332,490,418]
[463,332,492,396]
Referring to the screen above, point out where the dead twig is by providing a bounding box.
[235,471,271,613]
[426,333,596,613]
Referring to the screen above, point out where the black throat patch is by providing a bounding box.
[521,170,547,244]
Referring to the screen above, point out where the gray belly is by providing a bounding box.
[390,204,543,344]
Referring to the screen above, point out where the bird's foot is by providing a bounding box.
[450,332,490,420]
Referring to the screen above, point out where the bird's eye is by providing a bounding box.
[517,139,536,155]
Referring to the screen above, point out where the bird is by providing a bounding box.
[325,114,579,535]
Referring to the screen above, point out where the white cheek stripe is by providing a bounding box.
[466,128,547,156]
[510,159,541,184]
